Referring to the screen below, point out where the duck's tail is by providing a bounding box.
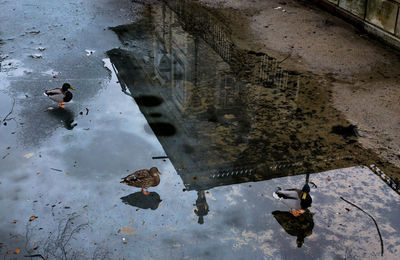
[272,192,281,200]
[272,187,282,200]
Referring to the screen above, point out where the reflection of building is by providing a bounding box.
[108,2,361,192]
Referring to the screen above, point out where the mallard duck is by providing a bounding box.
[120,167,162,195]
[44,83,74,108]
[273,183,312,216]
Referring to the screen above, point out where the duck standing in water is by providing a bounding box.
[273,183,312,217]
[120,167,162,195]
[44,83,74,108]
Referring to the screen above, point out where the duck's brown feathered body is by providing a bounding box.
[121,167,161,195]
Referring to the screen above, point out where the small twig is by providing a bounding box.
[50,168,63,172]
[152,156,168,159]
[2,97,16,122]
[2,153,9,159]
[340,196,384,256]
[24,254,45,259]
[278,53,291,64]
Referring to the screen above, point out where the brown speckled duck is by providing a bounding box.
[120,167,162,195]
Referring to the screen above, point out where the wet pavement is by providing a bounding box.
[1,0,400,259]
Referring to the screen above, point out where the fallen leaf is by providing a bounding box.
[14,248,20,254]
[12,219,17,223]
[33,246,39,250]
[29,216,38,221]
[345,208,350,212]
[7,250,12,254]
[121,226,133,235]
[117,229,121,233]
[24,153,34,159]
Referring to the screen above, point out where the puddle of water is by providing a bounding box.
[1,0,399,259]
[102,2,400,257]
[41,69,59,77]
[106,1,398,193]
[0,59,33,78]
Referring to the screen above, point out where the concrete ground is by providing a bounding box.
[1,0,400,259]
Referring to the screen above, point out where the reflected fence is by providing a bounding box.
[165,0,292,93]
[166,0,233,63]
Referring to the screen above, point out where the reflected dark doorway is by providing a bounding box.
[121,192,162,210]
[272,210,314,248]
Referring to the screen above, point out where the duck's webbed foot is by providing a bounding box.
[58,102,65,108]
[142,188,150,195]
[290,209,305,217]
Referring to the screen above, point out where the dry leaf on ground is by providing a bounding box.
[24,153,34,159]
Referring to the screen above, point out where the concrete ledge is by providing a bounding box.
[310,0,400,51]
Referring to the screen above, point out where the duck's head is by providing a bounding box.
[62,83,75,91]
[150,167,161,177]
[301,183,310,199]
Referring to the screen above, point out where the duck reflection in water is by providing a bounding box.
[121,191,162,210]
[272,210,315,248]
[194,190,209,224]
[47,107,77,130]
